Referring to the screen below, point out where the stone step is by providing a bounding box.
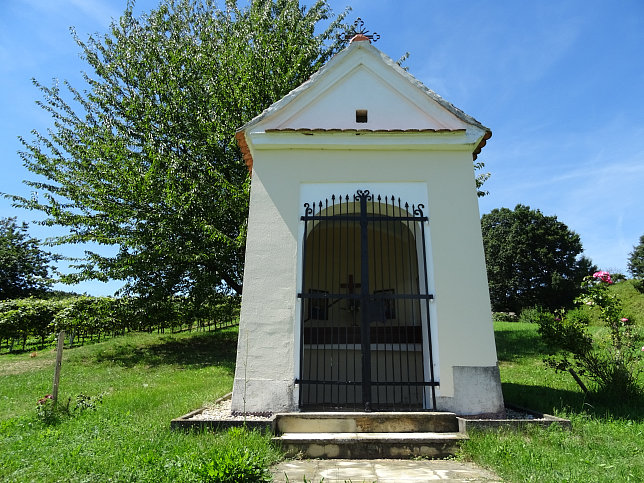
[274,411,459,434]
[274,431,468,459]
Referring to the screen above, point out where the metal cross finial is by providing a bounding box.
[339,17,380,42]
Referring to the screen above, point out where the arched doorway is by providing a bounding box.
[297,190,437,411]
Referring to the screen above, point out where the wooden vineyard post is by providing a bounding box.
[52,331,65,404]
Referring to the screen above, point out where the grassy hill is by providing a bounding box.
[605,279,644,321]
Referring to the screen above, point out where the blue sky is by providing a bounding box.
[1,0,643,296]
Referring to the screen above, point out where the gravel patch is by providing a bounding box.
[505,407,536,420]
[187,394,273,422]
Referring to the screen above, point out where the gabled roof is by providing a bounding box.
[236,37,491,171]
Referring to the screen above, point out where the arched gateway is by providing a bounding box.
[298,190,437,410]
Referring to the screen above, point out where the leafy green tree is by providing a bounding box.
[9,0,348,306]
[627,235,644,279]
[481,204,596,313]
[0,218,58,299]
[474,161,491,198]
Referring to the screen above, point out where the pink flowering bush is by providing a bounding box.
[592,270,613,284]
[538,272,643,398]
[578,274,636,351]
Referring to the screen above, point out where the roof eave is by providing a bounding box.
[473,130,492,161]
[235,131,253,174]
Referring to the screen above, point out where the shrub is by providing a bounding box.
[537,272,643,398]
[610,272,627,283]
[519,307,555,325]
[36,395,66,425]
[36,393,103,426]
[538,308,592,355]
[633,279,644,295]
[493,312,518,322]
[194,427,276,482]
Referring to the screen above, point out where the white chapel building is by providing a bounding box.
[231,34,504,416]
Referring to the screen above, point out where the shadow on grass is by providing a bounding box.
[503,382,644,422]
[93,329,237,374]
[494,325,549,362]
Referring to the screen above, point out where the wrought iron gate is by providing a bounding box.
[297,190,437,411]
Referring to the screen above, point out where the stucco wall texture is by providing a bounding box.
[232,147,503,415]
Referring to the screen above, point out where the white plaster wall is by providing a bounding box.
[259,43,472,132]
[231,165,298,413]
[280,64,454,130]
[231,143,499,413]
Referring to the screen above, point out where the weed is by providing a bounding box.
[194,427,277,482]
[35,396,68,425]
[35,393,103,426]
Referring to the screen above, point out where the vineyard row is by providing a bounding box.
[0,296,240,354]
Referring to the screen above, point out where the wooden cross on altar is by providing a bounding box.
[340,274,361,312]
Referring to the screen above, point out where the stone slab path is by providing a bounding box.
[271,459,502,482]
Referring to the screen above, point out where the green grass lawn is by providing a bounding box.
[2,286,643,482]
[0,328,280,482]
[459,321,644,482]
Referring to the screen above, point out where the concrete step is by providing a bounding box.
[274,411,459,434]
[274,431,468,459]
